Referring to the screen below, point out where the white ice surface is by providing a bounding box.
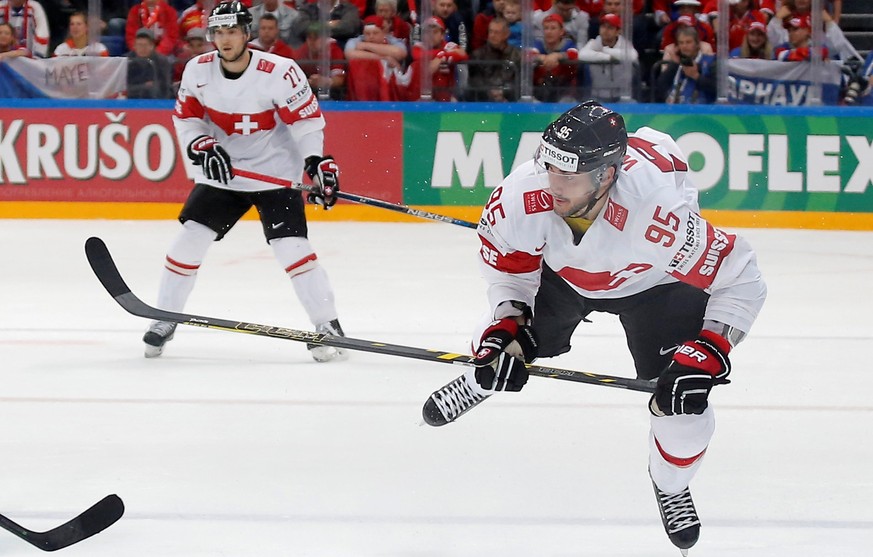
[0,220,871,556]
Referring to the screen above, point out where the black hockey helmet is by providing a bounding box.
[536,101,627,177]
[206,1,253,40]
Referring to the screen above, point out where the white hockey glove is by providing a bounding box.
[304,155,340,209]
[187,135,233,184]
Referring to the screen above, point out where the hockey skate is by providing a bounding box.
[650,471,701,555]
[422,373,489,426]
[142,321,176,358]
[307,319,348,362]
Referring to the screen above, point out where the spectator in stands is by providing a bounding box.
[173,26,211,89]
[655,26,716,104]
[250,13,294,57]
[704,0,766,52]
[433,0,468,52]
[0,0,50,58]
[0,20,28,59]
[250,0,305,47]
[177,0,206,42]
[580,12,639,102]
[344,15,406,100]
[702,0,772,22]
[729,19,772,58]
[652,0,689,27]
[126,0,179,58]
[127,27,173,99]
[773,0,858,61]
[534,0,589,46]
[292,22,346,100]
[531,13,579,103]
[53,11,109,57]
[393,15,467,101]
[328,0,363,48]
[585,0,650,52]
[580,12,638,64]
[661,1,715,52]
[467,17,521,102]
[662,14,714,63]
[471,0,504,52]
[373,0,411,51]
[774,14,834,61]
[502,0,523,48]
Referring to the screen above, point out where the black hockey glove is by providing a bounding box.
[305,155,340,209]
[650,330,731,417]
[472,314,538,392]
[187,135,233,184]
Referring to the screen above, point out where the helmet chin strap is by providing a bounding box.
[571,165,617,219]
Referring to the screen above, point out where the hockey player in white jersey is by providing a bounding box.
[143,1,346,363]
[424,101,766,553]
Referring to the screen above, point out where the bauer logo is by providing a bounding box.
[538,140,578,172]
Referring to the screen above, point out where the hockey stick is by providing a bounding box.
[233,168,478,229]
[84,237,654,395]
[0,494,124,552]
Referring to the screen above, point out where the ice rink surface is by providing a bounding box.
[0,219,871,556]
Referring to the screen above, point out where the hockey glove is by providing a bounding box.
[187,135,233,184]
[650,330,731,417]
[305,155,340,209]
[472,316,538,392]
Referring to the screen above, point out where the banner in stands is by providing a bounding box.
[0,57,128,99]
[727,59,843,106]
[402,109,873,214]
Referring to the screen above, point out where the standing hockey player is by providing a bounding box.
[143,1,347,363]
[423,101,766,553]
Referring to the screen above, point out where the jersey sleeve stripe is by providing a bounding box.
[277,94,322,125]
[479,235,542,274]
[174,93,205,119]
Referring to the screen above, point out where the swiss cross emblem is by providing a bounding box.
[234,115,259,135]
[609,116,618,126]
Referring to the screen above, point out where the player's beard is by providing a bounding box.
[219,42,248,63]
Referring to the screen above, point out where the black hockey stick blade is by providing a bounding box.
[0,494,124,552]
[85,237,654,394]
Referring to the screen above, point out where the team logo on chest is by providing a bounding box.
[234,114,259,135]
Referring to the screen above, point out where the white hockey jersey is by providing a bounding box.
[174,49,325,192]
[478,127,766,334]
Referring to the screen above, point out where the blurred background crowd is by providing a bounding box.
[0,0,871,105]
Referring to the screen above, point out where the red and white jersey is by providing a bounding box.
[478,126,766,334]
[53,39,109,57]
[173,49,324,192]
[0,0,50,58]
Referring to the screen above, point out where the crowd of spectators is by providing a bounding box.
[0,0,870,105]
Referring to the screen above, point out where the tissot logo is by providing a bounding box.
[539,141,578,172]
